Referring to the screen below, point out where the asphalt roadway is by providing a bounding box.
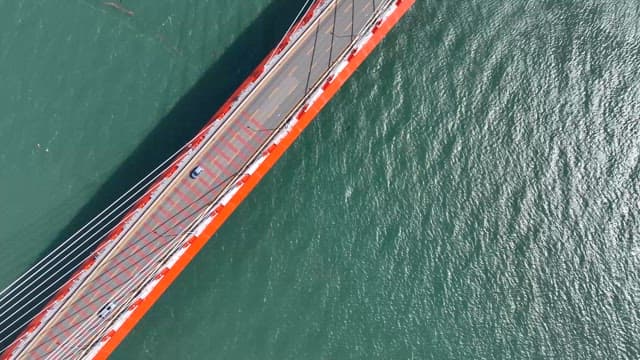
[13,0,391,358]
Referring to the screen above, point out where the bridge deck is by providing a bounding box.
[11,0,394,358]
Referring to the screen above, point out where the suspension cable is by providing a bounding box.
[270,0,315,58]
[0,163,241,333]
[0,123,224,327]
[48,206,211,360]
[0,145,181,302]
[0,165,243,355]
[0,0,318,311]
[0,145,184,305]
[0,0,315,307]
[0,0,330,354]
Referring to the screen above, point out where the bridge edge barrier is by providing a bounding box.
[92,1,415,359]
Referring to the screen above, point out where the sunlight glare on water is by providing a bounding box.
[0,1,639,359]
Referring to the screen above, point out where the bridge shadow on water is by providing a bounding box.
[0,0,310,352]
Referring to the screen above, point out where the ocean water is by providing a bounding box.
[1,0,639,359]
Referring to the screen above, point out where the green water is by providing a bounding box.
[1,0,639,359]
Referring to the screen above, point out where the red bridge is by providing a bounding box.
[0,1,414,358]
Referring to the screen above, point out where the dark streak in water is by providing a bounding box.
[103,1,134,16]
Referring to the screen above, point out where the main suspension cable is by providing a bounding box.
[0,0,317,310]
[0,0,318,306]
[0,121,221,321]
[0,0,330,354]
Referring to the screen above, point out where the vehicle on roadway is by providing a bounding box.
[98,302,117,319]
[190,165,203,179]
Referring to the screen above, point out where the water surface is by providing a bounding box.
[1,1,639,359]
